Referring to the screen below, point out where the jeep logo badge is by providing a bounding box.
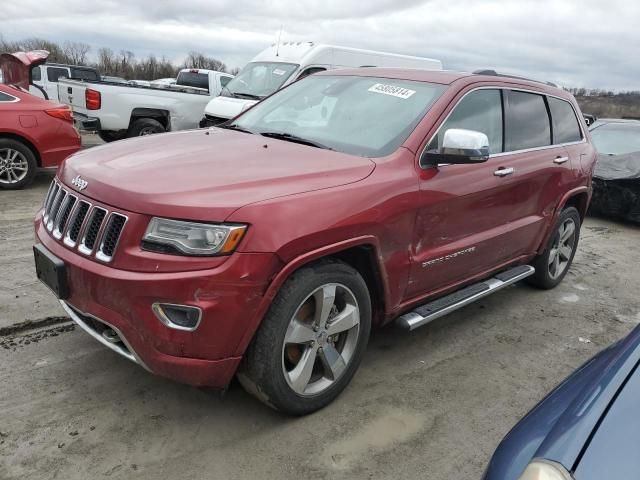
[71,175,88,191]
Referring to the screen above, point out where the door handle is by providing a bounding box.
[554,156,569,164]
[494,167,514,177]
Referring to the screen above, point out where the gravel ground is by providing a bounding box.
[1,146,639,479]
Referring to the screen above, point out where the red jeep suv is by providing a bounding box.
[34,69,596,415]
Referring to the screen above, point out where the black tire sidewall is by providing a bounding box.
[530,207,581,289]
[0,139,37,190]
[241,261,372,415]
[128,118,165,137]
[98,130,126,143]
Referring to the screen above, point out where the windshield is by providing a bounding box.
[232,75,446,157]
[221,62,298,99]
[591,123,640,155]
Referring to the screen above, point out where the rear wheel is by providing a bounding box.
[238,260,371,415]
[527,206,581,289]
[98,130,127,143]
[128,118,165,137]
[0,139,37,190]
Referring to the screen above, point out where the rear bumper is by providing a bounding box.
[73,112,101,131]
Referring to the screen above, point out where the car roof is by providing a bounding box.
[592,118,640,124]
[317,68,572,98]
[590,118,640,130]
[42,63,98,71]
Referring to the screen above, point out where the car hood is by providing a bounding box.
[0,50,48,89]
[484,323,640,480]
[594,151,640,181]
[204,95,257,120]
[59,128,375,221]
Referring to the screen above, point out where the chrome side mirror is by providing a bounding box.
[421,128,490,167]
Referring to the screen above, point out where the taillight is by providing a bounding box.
[45,107,73,122]
[85,89,101,110]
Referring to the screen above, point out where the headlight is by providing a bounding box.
[519,460,573,480]
[143,217,247,256]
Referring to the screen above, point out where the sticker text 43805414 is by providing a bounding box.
[368,83,416,99]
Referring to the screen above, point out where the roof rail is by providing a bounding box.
[472,69,557,88]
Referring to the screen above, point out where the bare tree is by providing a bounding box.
[183,51,227,72]
[63,41,91,65]
[97,47,115,75]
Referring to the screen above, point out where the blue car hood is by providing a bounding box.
[484,323,640,480]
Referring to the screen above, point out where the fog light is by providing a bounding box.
[152,303,202,331]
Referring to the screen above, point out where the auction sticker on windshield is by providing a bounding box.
[368,83,416,99]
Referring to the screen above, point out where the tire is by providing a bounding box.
[98,130,127,143]
[127,118,165,137]
[0,138,37,190]
[238,259,372,415]
[527,206,581,289]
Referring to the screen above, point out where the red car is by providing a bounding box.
[34,68,596,415]
[0,51,81,189]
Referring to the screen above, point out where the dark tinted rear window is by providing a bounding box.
[71,68,99,81]
[505,90,551,151]
[548,97,582,144]
[47,67,70,82]
[31,66,41,81]
[176,72,209,90]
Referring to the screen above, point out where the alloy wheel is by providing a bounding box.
[0,148,29,185]
[548,218,576,279]
[282,283,361,396]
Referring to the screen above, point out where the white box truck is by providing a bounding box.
[200,42,442,127]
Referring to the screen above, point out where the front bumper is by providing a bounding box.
[199,115,229,128]
[35,216,281,387]
[73,112,101,132]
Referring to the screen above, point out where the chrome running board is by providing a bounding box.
[396,265,535,331]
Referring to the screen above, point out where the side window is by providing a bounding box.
[297,67,326,81]
[31,66,42,82]
[46,67,70,83]
[548,97,582,144]
[429,89,503,154]
[505,90,551,151]
[0,92,17,102]
[71,69,99,81]
[220,76,232,88]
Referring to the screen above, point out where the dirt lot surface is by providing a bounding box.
[1,149,639,479]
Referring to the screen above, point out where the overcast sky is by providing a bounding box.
[2,0,638,90]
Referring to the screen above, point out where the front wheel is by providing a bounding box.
[238,260,372,415]
[527,206,581,289]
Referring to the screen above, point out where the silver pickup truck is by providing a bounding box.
[57,68,234,142]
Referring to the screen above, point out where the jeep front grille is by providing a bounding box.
[42,179,128,263]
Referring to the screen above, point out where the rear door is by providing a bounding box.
[492,89,577,258]
[44,66,71,101]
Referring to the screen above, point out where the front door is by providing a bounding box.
[407,88,513,297]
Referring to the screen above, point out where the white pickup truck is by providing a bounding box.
[57,68,234,142]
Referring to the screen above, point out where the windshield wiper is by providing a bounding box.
[233,92,262,100]
[219,124,254,134]
[260,132,333,150]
